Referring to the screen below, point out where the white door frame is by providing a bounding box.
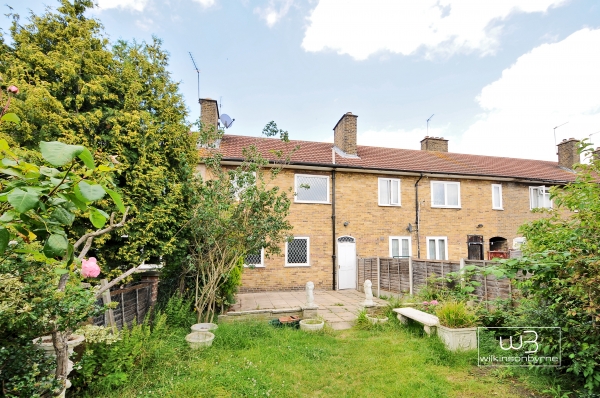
[337,236,356,290]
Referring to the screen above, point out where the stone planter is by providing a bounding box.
[367,315,388,325]
[185,331,215,349]
[299,319,324,332]
[436,325,477,351]
[191,323,218,332]
[32,334,85,356]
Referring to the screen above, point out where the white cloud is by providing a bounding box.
[302,0,568,60]
[456,28,600,160]
[96,0,148,12]
[192,0,216,8]
[255,0,294,28]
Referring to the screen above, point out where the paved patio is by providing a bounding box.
[230,289,388,330]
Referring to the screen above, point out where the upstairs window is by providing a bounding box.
[231,171,256,201]
[378,178,401,206]
[530,186,552,209]
[390,236,411,258]
[492,184,503,210]
[295,175,329,204]
[427,236,448,260]
[431,181,461,208]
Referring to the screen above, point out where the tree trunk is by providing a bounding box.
[52,330,70,395]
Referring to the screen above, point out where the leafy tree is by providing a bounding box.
[502,142,600,393]
[186,122,295,322]
[0,0,198,274]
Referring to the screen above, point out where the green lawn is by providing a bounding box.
[77,316,554,398]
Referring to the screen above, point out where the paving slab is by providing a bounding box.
[230,289,387,330]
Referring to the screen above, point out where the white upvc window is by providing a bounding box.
[294,174,329,204]
[378,178,401,206]
[232,171,256,201]
[431,181,461,208]
[529,186,552,209]
[244,248,264,268]
[389,236,411,258]
[427,236,448,260]
[492,184,503,210]
[285,237,310,267]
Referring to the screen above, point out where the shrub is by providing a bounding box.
[435,301,478,328]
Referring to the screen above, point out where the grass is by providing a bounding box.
[76,312,559,398]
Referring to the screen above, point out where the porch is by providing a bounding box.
[226,289,388,330]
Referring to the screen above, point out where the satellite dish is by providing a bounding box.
[220,114,235,128]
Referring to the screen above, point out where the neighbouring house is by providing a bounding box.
[198,99,579,292]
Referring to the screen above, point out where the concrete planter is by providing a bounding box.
[191,323,218,332]
[32,334,85,356]
[437,325,477,351]
[186,331,215,349]
[299,319,324,332]
[367,315,388,325]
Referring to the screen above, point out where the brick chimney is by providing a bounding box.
[200,98,219,130]
[557,138,580,169]
[333,112,358,156]
[420,136,448,152]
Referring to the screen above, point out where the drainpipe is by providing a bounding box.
[331,169,336,290]
[415,173,424,259]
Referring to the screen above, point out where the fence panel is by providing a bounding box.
[92,282,153,329]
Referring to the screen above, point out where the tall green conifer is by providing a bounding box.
[0,0,198,271]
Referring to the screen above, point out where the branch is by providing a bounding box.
[94,263,144,298]
[74,207,129,258]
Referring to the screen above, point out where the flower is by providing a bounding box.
[81,257,101,278]
[422,301,429,305]
[7,85,19,94]
[430,300,439,305]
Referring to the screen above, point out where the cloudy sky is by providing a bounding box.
[8,0,600,160]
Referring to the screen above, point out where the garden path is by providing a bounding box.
[230,289,388,330]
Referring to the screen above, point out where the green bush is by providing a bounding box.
[435,301,478,328]
[71,313,169,392]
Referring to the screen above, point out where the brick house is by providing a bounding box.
[199,100,579,292]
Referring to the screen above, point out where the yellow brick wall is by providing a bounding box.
[240,168,555,292]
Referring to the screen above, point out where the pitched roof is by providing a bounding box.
[218,134,577,183]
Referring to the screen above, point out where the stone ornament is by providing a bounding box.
[363,279,374,306]
[305,281,315,307]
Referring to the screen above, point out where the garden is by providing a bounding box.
[0,1,599,397]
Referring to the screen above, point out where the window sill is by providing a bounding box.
[378,204,402,207]
[284,264,311,267]
[294,201,331,204]
[431,205,461,209]
[492,208,504,211]
[244,265,265,268]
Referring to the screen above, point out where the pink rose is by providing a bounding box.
[430,300,439,305]
[422,301,429,305]
[81,257,101,278]
[7,85,19,94]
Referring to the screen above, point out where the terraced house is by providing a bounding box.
[199,99,579,293]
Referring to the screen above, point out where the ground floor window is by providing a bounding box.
[427,236,448,260]
[244,248,264,267]
[285,237,310,267]
[389,236,411,258]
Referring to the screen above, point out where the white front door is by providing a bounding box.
[338,236,356,290]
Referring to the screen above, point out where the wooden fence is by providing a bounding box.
[92,282,154,329]
[357,257,514,302]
